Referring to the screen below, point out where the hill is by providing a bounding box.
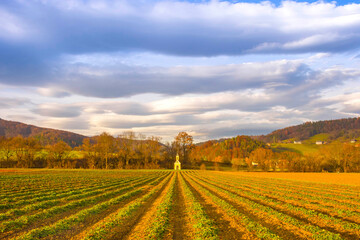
[191,135,266,163]
[0,118,87,147]
[256,117,360,143]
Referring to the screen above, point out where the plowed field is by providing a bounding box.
[1,169,359,239]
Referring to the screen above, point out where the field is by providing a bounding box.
[1,169,360,239]
[271,143,320,154]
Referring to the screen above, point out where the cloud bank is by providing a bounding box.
[1,0,360,141]
[1,0,360,88]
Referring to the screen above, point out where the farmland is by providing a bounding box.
[1,169,360,239]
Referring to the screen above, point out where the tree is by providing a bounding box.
[231,158,243,171]
[81,138,98,169]
[13,137,40,168]
[98,132,115,169]
[174,132,194,166]
[143,136,162,168]
[249,148,274,171]
[0,137,14,162]
[47,141,72,168]
[117,131,137,168]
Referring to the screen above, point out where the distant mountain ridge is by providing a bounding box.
[0,118,87,146]
[256,117,360,143]
[2,117,360,147]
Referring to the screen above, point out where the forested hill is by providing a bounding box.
[191,135,266,163]
[257,117,360,142]
[0,118,87,146]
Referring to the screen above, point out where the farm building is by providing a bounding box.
[294,141,302,144]
[316,141,324,145]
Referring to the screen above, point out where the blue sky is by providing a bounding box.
[1,0,360,142]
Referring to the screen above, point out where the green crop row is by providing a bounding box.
[184,173,281,240]
[0,173,164,234]
[195,172,358,239]
[0,178,118,207]
[14,172,171,240]
[0,174,153,223]
[179,172,218,240]
[143,172,176,240]
[190,173,343,240]
[200,173,360,223]
[81,172,174,240]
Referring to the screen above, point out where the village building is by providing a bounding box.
[174,153,181,170]
[294,141,302,144]
[316,141,324,145]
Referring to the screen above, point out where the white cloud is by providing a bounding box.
[32,104,82,118]
[0,8,28,41]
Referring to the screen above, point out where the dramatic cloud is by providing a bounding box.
[0,0,360,87]
[1,0,360,141]
[32,104,82,118]
[39,60,358,99]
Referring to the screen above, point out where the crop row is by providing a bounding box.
[214,173,360,202]
[1,171,170,239]
[191,171,360,239]
[186,172,342,240]
[200,172,360,226]
[200,173,360,223]
[0,171,161,204]
[0,174,156,223]
[0,171,157,201]
[78,172,174,240]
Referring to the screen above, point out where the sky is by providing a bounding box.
[1,0,360,143]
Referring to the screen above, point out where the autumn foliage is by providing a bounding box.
[1,131,360,172]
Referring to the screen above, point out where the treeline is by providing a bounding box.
[0,132,194,169]
[258,117,360,142]
[245,142,360,172]
[190,135,265,164]
[190,135,360,172]
[1,131,360,172]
